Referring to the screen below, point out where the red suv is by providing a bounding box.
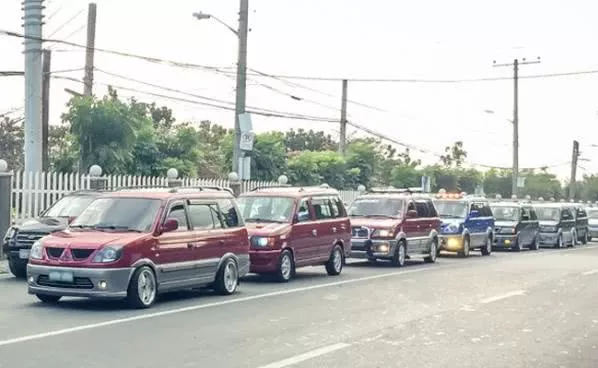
[26,187,249,308]
[347,188,441,266]
[237,186,351,282]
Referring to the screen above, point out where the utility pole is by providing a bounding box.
[41,48,51,172]
[83,3,97,97]
[232,0,249,174]
[570,140,580,200]
[493,56,541,197]
[23,0,44,174]
[339,79,348,155]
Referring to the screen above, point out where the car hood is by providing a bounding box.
[245,222,292,236]
[14,217,70,233]
[41,230,148,249]
[350,217,401,229]
[539,220,559,226]
[495,220,518,227]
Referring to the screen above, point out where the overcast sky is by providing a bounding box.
[1,0,598,180]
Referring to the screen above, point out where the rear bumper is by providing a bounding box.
[27,264,134,299]
[350,238,396,259]
[438,235,463,251]
[249,249,282,273]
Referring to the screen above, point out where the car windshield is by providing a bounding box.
[70,197,162,232]
[491,206,520,221]
[588,210,598,219]
[237,196,294,223]
[347,198,403,218]
[434,200,468,218]
[43,195,97,218]
[534,207,561,222]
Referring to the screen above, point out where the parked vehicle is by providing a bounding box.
[237,186,351,282]
[26,186,249,308]
[348,188,440,266]
[3,190,104,278]
[568,204,589,245]
[587,207,598,241]
[491,201,540,251]
[433,192,494,257]
[532,203,576,248]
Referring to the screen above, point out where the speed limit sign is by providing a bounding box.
[240,131,255,151]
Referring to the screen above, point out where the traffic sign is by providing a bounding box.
[240,131,255,151]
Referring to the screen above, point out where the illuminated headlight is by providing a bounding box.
[376,243,390,253]
[92,246,123,263]
[372,229,393,238]
[254,237,270,247]
[30,240,43,260]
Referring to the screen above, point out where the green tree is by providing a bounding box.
[345,138,383,188]
[440,141,467,167]
[0,117,24,170]
[284,129,337,152]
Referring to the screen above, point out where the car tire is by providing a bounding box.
[480,235,492,256]
[36,294,61,304]
[529,233,539,251]
[569,230,577,248]
[555,234,564,249]
[424,238,438,263]
[458,236,470,257]
[581,231,588,245]
[126,266,158,309]
[8,260,26,279]
[214,258,239,295]
[514,234,522,252]
[325,245,344,276]
[275,250,294,282]
[391,241,407,267]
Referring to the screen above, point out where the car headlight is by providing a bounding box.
[92,246,123,263]
[372,229,393,238]
[3,227,16,241]
[446,223,460,233]
[30,240,43,260]
[253,237,273,247]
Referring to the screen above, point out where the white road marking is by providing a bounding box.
[256,343,351,368]
[0,267,431,347]
[479,290,526,304]
[583,269,598,276]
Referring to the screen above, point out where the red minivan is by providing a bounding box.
[26,187,249,308]
[237,186,351,282]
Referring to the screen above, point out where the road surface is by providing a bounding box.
[1,245,598,368]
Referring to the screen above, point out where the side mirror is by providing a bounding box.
[161,218,179,233]
[406,210,417,219]
[67,216,77,224]
[469,210,480,218]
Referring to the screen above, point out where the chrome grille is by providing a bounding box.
[352,227,369,238]
[15,231,48,248]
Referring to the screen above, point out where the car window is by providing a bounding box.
[529,208,538,221]
[333,196,345,217]
[217,198,242,228]
[312,197,333,220]
[577,208,587,218]
[415,201,428,217]
[562,209,573,220]
[187,203,221,230]
[297,199,311,222]
[407,201,416,213]
[470,202,484,214]
[167,203,189,231]
[426,200,438,217]
[482,204,493,217]
[521,207,531,220]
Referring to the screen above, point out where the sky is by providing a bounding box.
[1,0,598,181]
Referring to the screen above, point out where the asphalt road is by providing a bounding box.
[1,244,598,368]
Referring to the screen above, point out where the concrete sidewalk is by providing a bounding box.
[0,259,8,274]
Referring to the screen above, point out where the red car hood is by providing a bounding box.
[41,230,148,249]
[350,217,401,229]
[245,222,292,236]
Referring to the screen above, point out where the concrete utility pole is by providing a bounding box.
[232,0,249,174]
[339,79,348,155]
[493,56,541,197]
[83,2,97,97]
[23,0,44,174]
[41,48,51,172]
[570,140,580,200]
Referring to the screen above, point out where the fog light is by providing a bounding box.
[98,280,107,289]
[378,244,389,253]
[505,240,511,245]
[28,276,34,284]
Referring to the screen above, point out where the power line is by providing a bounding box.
[46,8,85,39]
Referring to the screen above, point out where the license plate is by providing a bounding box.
[49,271,74,283]
[19,249,30,259]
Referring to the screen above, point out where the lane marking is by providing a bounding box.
[0,267,432,347]
[479,290,526,304]
[583,269,598,276]
[256,343,351,368]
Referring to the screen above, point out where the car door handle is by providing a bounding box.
[332,227,337,233]
[219,240,225,246]
[312,229,318,236]
[187,242,194,249]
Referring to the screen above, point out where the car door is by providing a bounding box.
[216,197,247,256]
[331,195,351,255]
[528,206,540,241]
[311,196,337,261]
[519,206,533,245]
[413,200,431,252]
[156,200,197,286]
[468,202,487,246]
[560,208,575,243]
[187,199,227,282]
[289,197,319,266]
[402,200,421,251]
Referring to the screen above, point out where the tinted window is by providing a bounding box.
[71,198,161,232]
[529,208,538,221]
[44,195,97,218]
[348,197,404,218]
[534,207,561,221]
[481,204,492,217]
[217,198,242,227]
[426,201,438,217]
[562,209,573,220]
[521,207,531,220]
[188,203,220,229]
[576,208,587,218]
[470,202,485,214]
[415,201,428,217]
[490,206,520,221]
[167,203,189,231]
[312,198,333,220]
[407,201,416,212]
[333,197,346,217]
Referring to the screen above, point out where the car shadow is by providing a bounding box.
[346,259,430,268]
[241,270,329,283]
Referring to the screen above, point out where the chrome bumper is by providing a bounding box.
[350,238,397,259]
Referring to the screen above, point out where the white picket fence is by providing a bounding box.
[9,171,361,220]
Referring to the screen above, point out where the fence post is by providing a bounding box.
[89,165,108,190]
[0,160,11,260]
[228,172,241,197]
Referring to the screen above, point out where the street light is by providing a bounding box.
[193,2,249,175]
[485,109,518,197]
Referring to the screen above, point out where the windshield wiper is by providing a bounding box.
[440,215,463,219]
[70,224,95,229]
[94,224,142,232]
[358,214,397,219]
[245,218,284,223]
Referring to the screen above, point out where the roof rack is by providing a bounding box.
[369,187,423,194]
[250,185,292,191]
[114,185,233,194]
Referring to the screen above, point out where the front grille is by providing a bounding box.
[46,247,65,258]
[352,227,369,238]
[37,275,94,289]
[15,231,48,248]
[540,226,556,233]
[71,249,94,260]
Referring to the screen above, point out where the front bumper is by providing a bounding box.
[27,264,134,299]
[7,249,30,268]
[493,234,518,248]
[249,249,282,273]
[350,238,396,259]
[537,232,559,245]
[438,234,463,252]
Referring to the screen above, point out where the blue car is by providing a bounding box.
[433,193,494,257]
